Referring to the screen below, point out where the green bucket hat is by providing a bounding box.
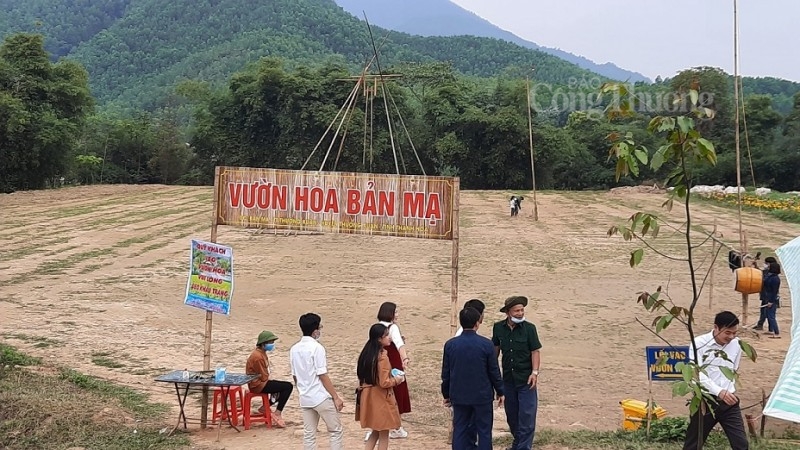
[257,330,278,345]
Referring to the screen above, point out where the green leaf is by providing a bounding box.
[630,248,644,267]
[689,395,701,416]
[672,381,691,397]
[657,117,676,132]
[720,366,737,382]
[739,340,758,362]
[677,116,692,134]
[650,149,666,172]
[640,216,651,236]
[634,147,648,164]
[680,360,694,382]
[655,314,673,333]
[697,138,717,165]
[689,89,699,106]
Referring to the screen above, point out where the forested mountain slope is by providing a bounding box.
[1,0,600,109]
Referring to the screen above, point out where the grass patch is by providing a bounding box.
[58,368,168,418]
[2,333,61,349]
[79,263,107,274]
[497,423,800,449]
[0,345,187,450]
[48,204,101,219]
[91,352,126,369]
[0,238,63,262]
[0,343,41,367]
[113,235,155,248]
[35,249,117,275]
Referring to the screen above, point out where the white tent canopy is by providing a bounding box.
[763,235,800,422]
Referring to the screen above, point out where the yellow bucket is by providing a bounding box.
[620,399,668,430]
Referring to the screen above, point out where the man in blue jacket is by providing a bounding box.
[442,307,505,450]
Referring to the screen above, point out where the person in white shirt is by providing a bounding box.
[290,313,345,450]
[683,311,749,450]
[454,299,486,337]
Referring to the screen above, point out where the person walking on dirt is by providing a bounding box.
[491,296,542,450]
[290,313,345,450]
[683,311,749,450]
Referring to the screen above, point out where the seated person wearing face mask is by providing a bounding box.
[246,330,294,427]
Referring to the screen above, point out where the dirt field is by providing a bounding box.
[0,185,797,449]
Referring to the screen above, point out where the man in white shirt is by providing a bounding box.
[454,298,486,337]
[290,313,345,450]
[683,311,749,450]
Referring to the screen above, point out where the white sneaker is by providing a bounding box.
[364,431,372,441]
[389,428,408,439]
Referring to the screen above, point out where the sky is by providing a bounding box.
[450,0,797,82]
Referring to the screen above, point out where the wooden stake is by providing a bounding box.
[525,75,539,221]
[709,221,717,310]
[646,379,653,438]
[745,414,758,439]
[760,388,767,438]
[200,166,222,428]
[741,230,749,326]
[450,179,461,336]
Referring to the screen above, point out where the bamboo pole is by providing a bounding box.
[709,221,717,310]
[741,230,749,326]
[201,166,222,428]
[525,75,539,221]
[450,178,461,336]
[760,389,767,438]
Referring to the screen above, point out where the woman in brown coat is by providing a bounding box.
[356,323,406,450]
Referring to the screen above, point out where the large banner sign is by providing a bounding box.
[215,167,457,240]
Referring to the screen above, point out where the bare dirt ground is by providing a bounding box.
[1,185,798,449]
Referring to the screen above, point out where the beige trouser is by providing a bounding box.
[302,398,343,450]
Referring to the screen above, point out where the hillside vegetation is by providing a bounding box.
[1,0,600,110]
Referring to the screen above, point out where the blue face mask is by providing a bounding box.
[264,343,275,352]
[510,316,526,324]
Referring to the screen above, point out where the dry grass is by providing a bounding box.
[0,344,189,450]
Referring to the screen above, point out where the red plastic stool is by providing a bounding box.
[212,385,244,426]
[243,392,273,430]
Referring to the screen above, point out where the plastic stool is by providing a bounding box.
[212,385,244,426]
[243,392,273,430]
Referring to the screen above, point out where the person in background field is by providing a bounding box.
[762,262,782,339]
[754,256,778,332]
[683,311,748,450]
[356,323,406,450]
[492,296,542,450]
[370,302,411,440]
[245,330,293,427]
[455,299,486,337]
[443,307,504,450]
[290,313,345,450]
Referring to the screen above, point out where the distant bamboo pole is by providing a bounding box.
[709,221,717,310]
[525,74,539,221]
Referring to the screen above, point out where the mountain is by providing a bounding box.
[0,0,601,110]
[334,0,650,83]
